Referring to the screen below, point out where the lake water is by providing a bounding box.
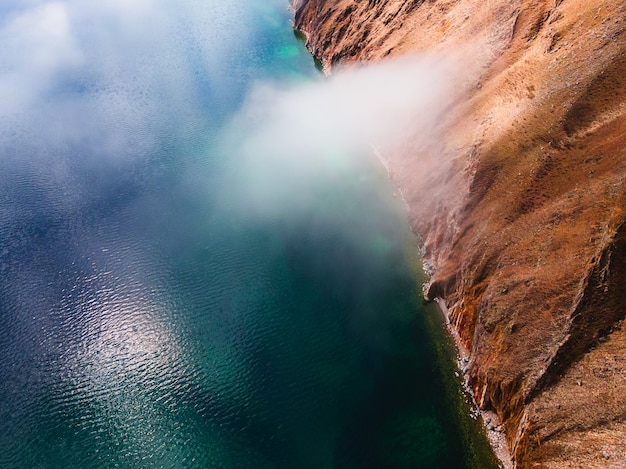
[0,1,498,468]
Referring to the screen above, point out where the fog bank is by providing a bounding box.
[223,54,458,220]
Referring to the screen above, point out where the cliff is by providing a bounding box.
[292,0,626,467]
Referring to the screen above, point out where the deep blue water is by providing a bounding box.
[0,2,497,468]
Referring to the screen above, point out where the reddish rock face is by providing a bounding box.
[293,0,626,467]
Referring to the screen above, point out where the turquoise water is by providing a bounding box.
[0,2,497,468]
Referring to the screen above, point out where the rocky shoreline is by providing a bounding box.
[435,298,513,469]
[292,0,626,467]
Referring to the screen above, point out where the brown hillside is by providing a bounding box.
[293,0,626,467]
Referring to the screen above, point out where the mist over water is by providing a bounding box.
[222,54,455,222]
[0,1,497,468]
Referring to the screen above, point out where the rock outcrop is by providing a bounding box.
[293,0,626,467]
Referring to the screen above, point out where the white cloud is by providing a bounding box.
[0,0,260,138]
[222,54,459,219]
[0,0,273,219]
[0,2,81,113]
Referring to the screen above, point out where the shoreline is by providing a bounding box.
[372,143,512,469]
[293,9,513,465]
[433,298,514,469]
[292,0,626,465]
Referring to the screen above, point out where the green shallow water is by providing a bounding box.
[0,1,498,468]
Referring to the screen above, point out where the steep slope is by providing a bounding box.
[293,0,626,467]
